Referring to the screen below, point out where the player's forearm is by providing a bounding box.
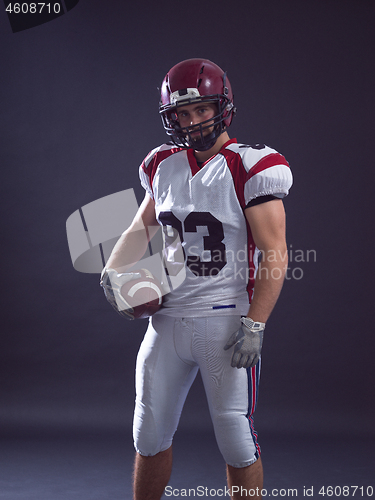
[104,192,159,273]
[104,227,151,273]
[247,247,288,323]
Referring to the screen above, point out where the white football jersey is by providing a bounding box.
[139,138,293,317]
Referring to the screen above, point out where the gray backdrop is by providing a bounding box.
[1,0,374,476]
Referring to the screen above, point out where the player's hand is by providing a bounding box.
[100,268,141,320]
[224,317,265,369]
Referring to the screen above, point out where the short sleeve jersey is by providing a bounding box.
[139,138,292,317]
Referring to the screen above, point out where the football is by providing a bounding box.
[120,269,164,319]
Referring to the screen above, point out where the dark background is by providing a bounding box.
[1,0,374,498]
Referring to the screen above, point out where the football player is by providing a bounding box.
[101,58,293,499]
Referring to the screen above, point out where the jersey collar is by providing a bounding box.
[187,138,238,175]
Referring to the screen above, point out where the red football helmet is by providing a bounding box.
[159,58,236,151]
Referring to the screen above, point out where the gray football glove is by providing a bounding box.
[224,317,265,369]
[100,268,141,320]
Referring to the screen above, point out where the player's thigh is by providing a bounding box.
[192,315,252,413]
[134,314,198,454]
[193,316,261,466]
[135,314,197,399]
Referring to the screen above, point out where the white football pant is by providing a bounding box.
[133,314,261,468]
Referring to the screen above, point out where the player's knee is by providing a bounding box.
[133,408,173,456]
[133,432,172,457]
[212,412,259,468]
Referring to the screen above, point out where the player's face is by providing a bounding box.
[176,102,217,137]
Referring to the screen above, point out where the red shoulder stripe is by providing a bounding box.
[142,146,182,190]
[247,153,290,180]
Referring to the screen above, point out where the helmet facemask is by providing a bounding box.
[160,94,234,151]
